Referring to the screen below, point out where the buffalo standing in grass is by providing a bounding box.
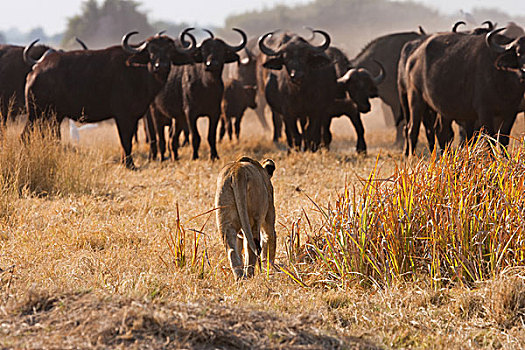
[260,30,336,151]
[0,38,88,126]
[349,29,426,146]
[222,39,269,132]
[151,28,247,161]
[219,79,257,141]
[23,31,195,169]
[402,28,525,155]
[398,22,521,154]
[324,46,384,153]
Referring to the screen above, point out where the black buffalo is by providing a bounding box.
[260,30,335,151]
[349,30,426,146]
[402,28,525,155]
[222,39,269,131]
[23,31,195,168]
[325,46,384,153]
[0,38,88,126]
[151,28,247,161]
[219,79,257,141]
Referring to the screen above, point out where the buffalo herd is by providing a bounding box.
[0,21,524,168]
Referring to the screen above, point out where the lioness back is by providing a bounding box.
[215,158,272,227]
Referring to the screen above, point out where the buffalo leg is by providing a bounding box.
[406,90,425,156]
[169,117,185,161]
[321,117,333,149]
[144,108,158,161]
[227,117,233,141]
[156,124,167,161]
[218,117,226,142]
[151,107,169,161]
[346,111,366,154]
[181,124,190,146]
[207,113,220,160]
[271,110,283,143]
[283,117,301,150]
[422,110,436,153]
[187,112,201,160]
[234,116,242,140]
[436,116,454,151]
[115,117,137,169]
[305,116,322,152]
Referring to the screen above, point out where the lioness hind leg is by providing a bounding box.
[243,224,261,278]
[224,228,244,280]
[261,219,277,267]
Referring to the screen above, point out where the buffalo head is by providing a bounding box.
[337,60,385,113]
[122,30,196,77]
[487,28,525,80]
[259,30,332,85]
[186,28,247,72]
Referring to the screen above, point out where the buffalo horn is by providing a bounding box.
[482,20,495,31]
[155,30,166,37]
[23,39,40,66]
[122,31,147,54]
[303,26,316,40]
[258,32,279,56]
[311,29,331,52]
[486,27,509,53]
[203,29,214,39]
[418,26,426,35]
[452,21,466,33]
[372,60,385,85]
[178,27,197,53]
[225,28,247,52]
[75,37,88,50]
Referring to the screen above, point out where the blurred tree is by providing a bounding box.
[62,0,153,49]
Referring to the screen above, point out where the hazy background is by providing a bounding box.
[0,0,524,56]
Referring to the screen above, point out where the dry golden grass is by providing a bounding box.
[1,110,525,349]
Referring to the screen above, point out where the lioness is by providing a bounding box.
[215,156,276,279]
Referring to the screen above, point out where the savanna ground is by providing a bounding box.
[1,103,525,349]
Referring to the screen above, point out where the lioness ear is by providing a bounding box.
[262,159,275,177]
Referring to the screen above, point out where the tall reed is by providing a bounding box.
[296,136,525,288]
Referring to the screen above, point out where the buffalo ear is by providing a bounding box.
[335,82,347,99]
[126,51,149,67]
[225,51,240,64]
[495,51,519,70]
[262,159,275,178]
[336,69,353,98]
[308,53,331,69]
[191,48,204,63]
[263,57,283,70]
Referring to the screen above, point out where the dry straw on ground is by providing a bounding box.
[1,112,525,348]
